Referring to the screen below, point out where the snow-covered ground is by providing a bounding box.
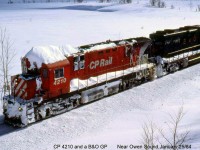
[0,1,200,150]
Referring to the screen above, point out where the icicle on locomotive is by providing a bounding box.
[3,25,200,127]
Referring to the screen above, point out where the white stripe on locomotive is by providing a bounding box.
[17,83,27,98]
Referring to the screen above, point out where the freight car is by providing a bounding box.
[3,25,200,127]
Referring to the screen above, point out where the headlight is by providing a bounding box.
[18,107,23,111]
[4,102,7,107]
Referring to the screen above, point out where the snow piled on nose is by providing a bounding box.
[25,45,77,69]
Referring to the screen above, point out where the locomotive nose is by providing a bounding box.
[11,74,39,100]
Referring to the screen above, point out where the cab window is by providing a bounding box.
[54,68,64,78]
[74,55,85,71]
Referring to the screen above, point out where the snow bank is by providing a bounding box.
[25,45,77,69]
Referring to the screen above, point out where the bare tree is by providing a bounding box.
[150,0,165,8]
[158,1,165,8]
[150,0,156,6]
[158,106,190,150]
[197,5,200,12]
[119,0,132,4]
[142,121,158,150]
[99,0,112,3]
[0,27,16,96]
[8,0,13,4]
[141,106,190,150]
[76,0,84,3]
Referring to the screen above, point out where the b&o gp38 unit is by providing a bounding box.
[3,25,200,127]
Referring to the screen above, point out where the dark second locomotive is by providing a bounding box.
[3,25,200,127]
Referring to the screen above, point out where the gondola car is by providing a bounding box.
[2,25,200,127]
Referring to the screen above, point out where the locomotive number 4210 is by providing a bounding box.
[54,78,67,85]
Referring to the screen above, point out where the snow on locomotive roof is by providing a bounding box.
[118,39,137,45]
[24,39,139,69]
[83,42,117,52]
[80,39,138,52]
[25,45,78,69]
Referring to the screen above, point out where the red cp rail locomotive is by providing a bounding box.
[3,25,200,127]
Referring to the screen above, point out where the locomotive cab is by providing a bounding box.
[41,59,71,99]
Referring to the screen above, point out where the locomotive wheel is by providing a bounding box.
[170,63,179,73]
[36,112,43,121]
[147,67,156,81]
[46,108,51,117]
[181,58,188,68]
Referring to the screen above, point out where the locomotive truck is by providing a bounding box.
[3,25,200,127]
